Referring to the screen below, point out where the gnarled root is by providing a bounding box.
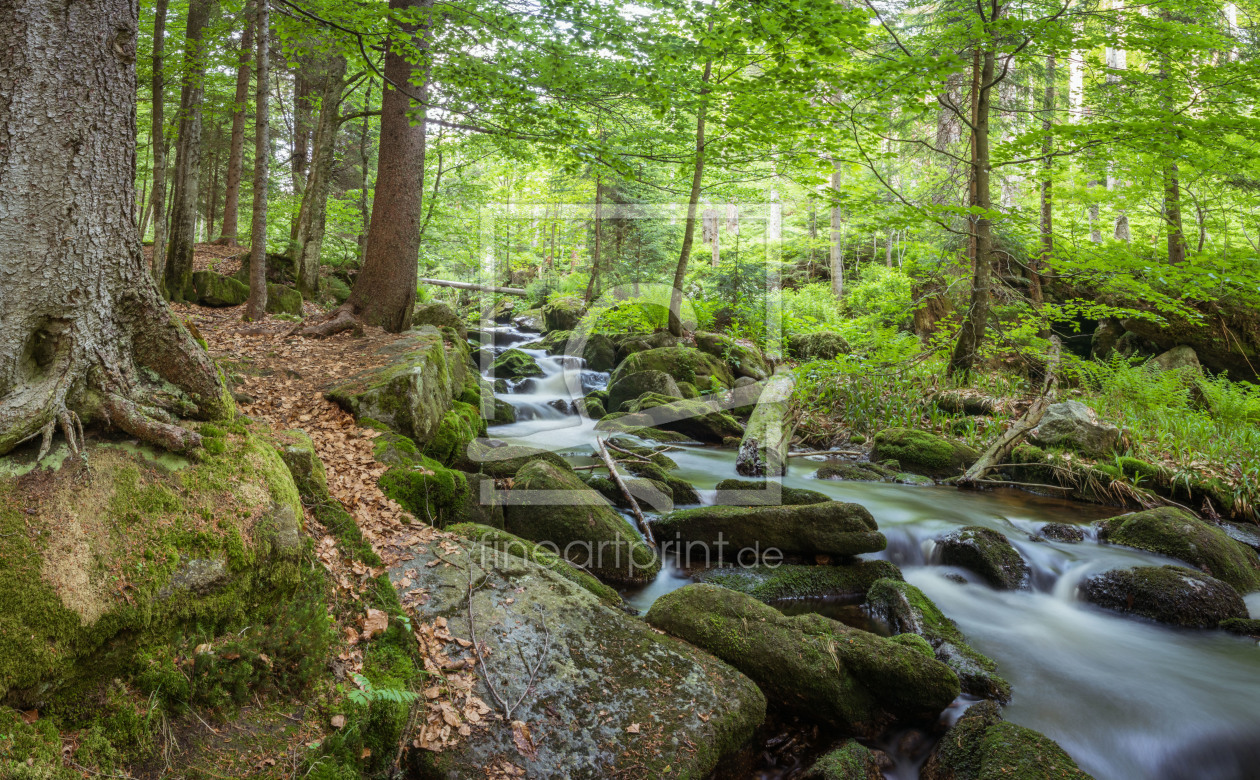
[102,394,203,453]
[297,305,363,339]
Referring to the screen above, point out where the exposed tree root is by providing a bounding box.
[296,305,364,338]
[103,394,204,453]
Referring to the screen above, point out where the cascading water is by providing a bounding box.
[478,324,1260,780]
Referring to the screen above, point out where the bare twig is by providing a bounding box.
[595,438,654,546]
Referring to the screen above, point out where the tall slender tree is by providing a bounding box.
[218,1,256,246]
[245,0,271,321]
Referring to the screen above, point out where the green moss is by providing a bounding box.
[265,284,303,316]
[802,740,881,779]
[379,458,469,526]
[814,462,898,482]
[1220,618,1260,637]
[1081,565,1246,628]
[715,479,831,506]
[490,348,543,379]
[937,526,1030,590]
[1097,507,1260,593]
[421,400,485,466]
[653,502,886,559]
[871,427,979,478]
[923,700,1094,779]
[609,347,734,391]
[695,560,901,601]
[450,523,623,606]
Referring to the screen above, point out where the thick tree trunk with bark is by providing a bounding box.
[163,0,213,301]
[948,44,997,376]
[0,0,230,457]
[307,0,430,336]
[290,52,349,299]
[244,0,270,321]
[149,0,170,285]
[667,47,713,338]
[217,2,255,246]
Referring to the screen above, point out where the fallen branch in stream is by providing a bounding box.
[788,449,863,458]
[595,437,655,547]
[957,336,1061,488]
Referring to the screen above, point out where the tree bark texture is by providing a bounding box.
[290,51,349,299]
[948,41,997,376]
[0,0,230,457]
[338,0,432,333]
[163,0,214,300]
[244,0,270,321]
[149,0,170,286]
[217,1,255,246]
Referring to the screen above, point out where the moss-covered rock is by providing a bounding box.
[576,396,606,420]
[588,475,675,513]
[645,584,959,734]
[411,302,466,338]
[606,369,682,413]
[490,348,543,380]
[866,578,1010,702]
[1219,618,1260,637]
[448,523,622,606]
[714,478,830,506]
[420,400,484,466]
[455,439,571,478]
[542,295,585,332]
[801,740,883,780]
[621,461,702,506]
[1080,565,1247,628]
[623,391,686,413]
[872,428,979,478]
[191,270,249,307]
[652,502,886,560]
[1038,523,1085,542]
[504,461,660,584]
[597,396,744,443]
[273,429,328,499]
[1029,401,1120,458]
[788,332,851,362]
[921,701,1094,780]
[936,526,1030,590]
[574,332,618,371]
[378,458,469,526]
[814,462,899,482]
[696,560,901,601]
[610,346,734,392]
[1095,507,1260,593]
[395,541,764,779]
[694,331,770,381]
[326,330,469,447]
[264,283,303,316]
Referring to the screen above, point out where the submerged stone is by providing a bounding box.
[490,348,543,380]
[1080,565,1247,628]
[802,740,884,780]
[1096,507,1260,593]
[936,526,1030,590]
[921,700,1094,779]
[645,584,959,735]
[652,502,886,560]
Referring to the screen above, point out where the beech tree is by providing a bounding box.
[0,0,230,457]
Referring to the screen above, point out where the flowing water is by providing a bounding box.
[476,325,1260,780]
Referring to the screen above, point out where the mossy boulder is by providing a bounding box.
[645,584,959,734]
[788,332,851,362]
[449,523,622,606]
[576,396,606,420]
[866,578,1011,702]
[814,462,898,482]
[802,740,883,780]
[0,432,309,707]
[455,440,571,478]
[621,462,702,506]
[513,308,545,332]
[652,502,886,560]
[872,428,979,478]
[1038,523,1085,542]
[420,400,485,466]
[394,541,765,778]
[607,369,682,413]
[1220,618,1260,637]
[714,478,830,506]
[1080,565,1247,628]
[378,457,469,527]
[1095,507,1260,593]
[573,332,618,371]
[613,331,680,363]
[326,330,468,446]
[597,397,743,443]
[504,461,660,584]
[610,346,734,392]
[936,526,1030,590]
[191,270,249,307]
[587,475,675,513]
[264,283,303,316]
[693,331,770,381]
[490,348,543,380]
[921,700,1094,780]
[542,295,585,331]
[695,560,901,602]
[273,429,328,499]
[623,391,686,413]
[411,302,466,338]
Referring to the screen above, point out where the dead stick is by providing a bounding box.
[596,437,655,547]
[788,449,863,458]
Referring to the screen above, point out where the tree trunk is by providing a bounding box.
[244,0,270,321]
[584,176,603,304]
[150,0,170,286]
[290,52,348,300]
[218,2,255,246]
[318,0,430,335]
[948,42,997,376]
[830,162,844,297]
[163,0,213,301]
[1033,53,1053,316]
[667,40,713,337]
[0,0,230,458]
[357,79,374,266]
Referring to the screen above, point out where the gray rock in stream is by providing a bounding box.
[936,526,1031,590]
[921,701,1095,780]
[1080,565,1247,628]
[394,540,765,779]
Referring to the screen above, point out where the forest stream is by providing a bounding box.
[481,324,1260,780]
